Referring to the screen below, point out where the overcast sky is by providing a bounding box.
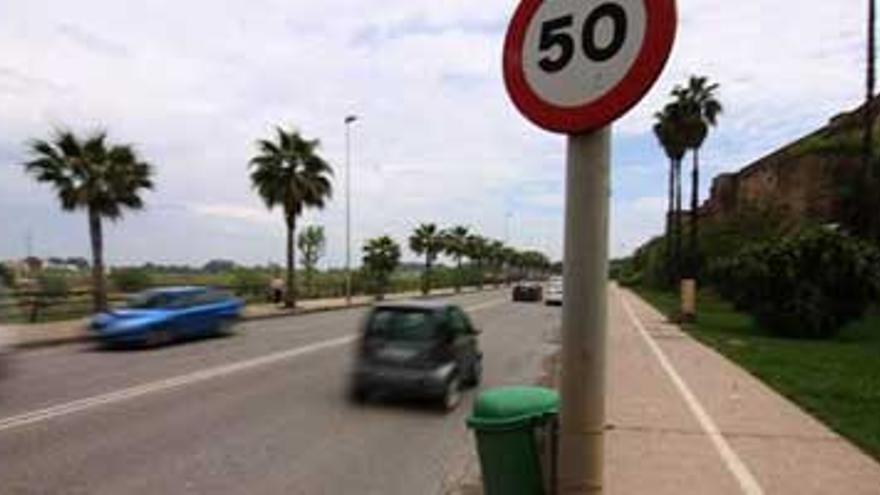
[0,0,869,267]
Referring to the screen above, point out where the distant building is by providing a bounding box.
[23,257,43,274]
[45,258,83,272]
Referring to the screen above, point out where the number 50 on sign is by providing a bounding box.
[503,0,676,134]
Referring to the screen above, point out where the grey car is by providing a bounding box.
[349,301,483,411]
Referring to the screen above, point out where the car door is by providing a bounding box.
[446,307,480,375]
[171,292,210,336]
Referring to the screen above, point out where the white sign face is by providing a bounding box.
[522,0,647,108]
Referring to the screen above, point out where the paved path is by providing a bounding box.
[610,286,880,494]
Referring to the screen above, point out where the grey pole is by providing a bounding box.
[558,127,611,495]
[344,115,358,304]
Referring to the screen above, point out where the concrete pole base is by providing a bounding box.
[679,279,696,322]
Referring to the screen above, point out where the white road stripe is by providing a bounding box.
[617,289,765,495]
[0,335,357,433]
[0,298,508,432]
[465,299,507,312]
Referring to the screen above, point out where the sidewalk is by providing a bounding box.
[450,285,880,494]
[611,286,880,494]
[3,286,495,350]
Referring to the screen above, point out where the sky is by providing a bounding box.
[0,0,869,267]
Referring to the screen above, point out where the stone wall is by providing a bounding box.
[702,99,877,225]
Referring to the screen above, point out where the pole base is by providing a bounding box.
[679,279,696,323]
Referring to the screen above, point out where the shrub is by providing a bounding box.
[233,269,270,300]
[110,268,155,293]
[711,228,880,339]
[0,264,15,288]
[37,273,70,299]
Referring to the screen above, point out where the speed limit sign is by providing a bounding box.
[503,0,677,134]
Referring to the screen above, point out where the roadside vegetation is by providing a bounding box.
[615,72,880,462]
[9,123,555,324]
[0,223,553,324]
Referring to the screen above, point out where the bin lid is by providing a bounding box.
[467,386,559,430]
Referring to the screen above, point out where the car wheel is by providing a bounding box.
[146,328,173,348]
[217,319,236,336]
[471,360,483,387]
[348,383,368,404]
[464,359,482,387]
[441,375,462,411]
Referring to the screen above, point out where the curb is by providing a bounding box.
[11,287,503,350]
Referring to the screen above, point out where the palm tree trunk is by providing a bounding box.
[88,207,107,312]
[674,159,683,282]
[865,0,877,239]
[285,217,297,308]
[455,256,462,293]
[423,253,431,295]
[666,158,674,284]
[690,148,700,280]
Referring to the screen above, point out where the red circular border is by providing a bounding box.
[503,0,677,134]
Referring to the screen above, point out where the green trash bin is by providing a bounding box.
[467,386,560,495]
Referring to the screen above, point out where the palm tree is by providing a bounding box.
[501,246,518,285]
[441,226,470,293]
[672,76,723,279]
[409,223,443,295]
[362,235,401,300]
[654,103,688,284]
[466,235,489,289]
[249,127,333,308]
[24,130,153,312]
[520,250,550,279]
[488,240,506,287]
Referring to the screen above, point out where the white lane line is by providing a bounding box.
[466,299,507,312]
[617,289,764,495]
[0,335,357,433]
[0,299,509,433]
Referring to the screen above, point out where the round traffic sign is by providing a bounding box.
[503,0,677,134]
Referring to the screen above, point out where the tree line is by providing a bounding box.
[22,126,552,313]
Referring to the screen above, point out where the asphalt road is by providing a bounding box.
[0,290,560,495]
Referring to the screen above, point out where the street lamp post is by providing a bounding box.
[344,115,358,305]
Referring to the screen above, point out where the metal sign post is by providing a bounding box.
[559,128,610,493]
[502,1,676,493]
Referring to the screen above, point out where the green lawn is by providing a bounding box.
[635,287,880,461]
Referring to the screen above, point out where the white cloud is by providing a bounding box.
[0,0,870,265]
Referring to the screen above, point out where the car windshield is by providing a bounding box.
[367,309,436,342]
[126,292,183,309]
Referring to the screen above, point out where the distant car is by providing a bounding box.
[512,282,543,302]
[545,279,563,306]
[349,301,483,411]
[90,287,243,347]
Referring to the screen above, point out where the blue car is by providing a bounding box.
[90,286,243,347]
